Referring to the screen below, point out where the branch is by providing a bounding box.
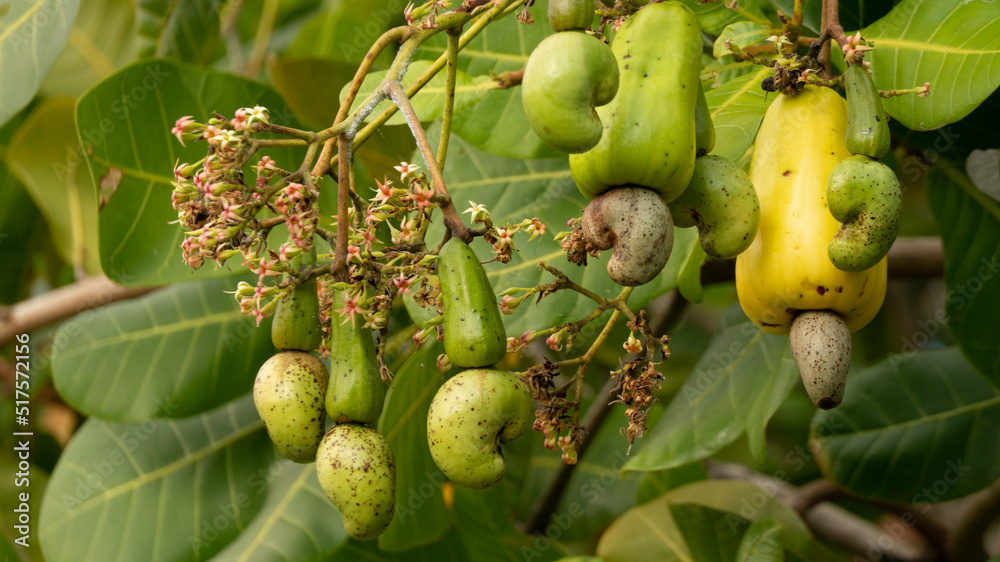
[436,29,461,172]
[0,277,159,346]
[817,0,848,77]
[949,480,1000,561]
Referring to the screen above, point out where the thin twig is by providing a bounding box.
[244,0,279,78]
[437,29,461,172]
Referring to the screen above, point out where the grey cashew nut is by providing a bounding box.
[789,310,852,410]
[581,186,674,286]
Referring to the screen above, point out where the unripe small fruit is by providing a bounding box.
[316,424,395,541]
[253,351,328,463]
[271,247,321,351]
[438,238,507,368]
[326,290,386,424]
[548,0,592,31]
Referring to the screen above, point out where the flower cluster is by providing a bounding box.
[524,362,584,464]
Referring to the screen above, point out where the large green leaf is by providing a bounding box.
[668,504,747,561]
[811,347,1000,503]
[6,97,102,274]
[863,0,1000,130]
[40,0,137,98]
[75,59,303,285]
[0,107,44,304]
[267,56,355,129]
[713,22,773,58]
[597,480,832,562]
[211,463,349,561]
[679,0,769,35]
[454,487,565,562]
[0,0,80,127]
[735,519,784,562]
[926,160,1000,381]
[283,0,403,64]
[624,306,798,472]
[136,0,223,64]
[39,396,276,562]
[52,276,277,421]
[706,66,773,165]
[418,125,694,340]
[377,343,450,551]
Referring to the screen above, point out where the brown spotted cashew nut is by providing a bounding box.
[789,310,852,410]
[582,186,674,286]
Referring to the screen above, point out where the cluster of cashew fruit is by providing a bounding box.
[523,1,761,287]
[252,244,394,541]
[735,74,900,410]
[428,238,534,489]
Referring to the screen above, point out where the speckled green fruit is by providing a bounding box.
[669,155,760,259]
[844,64,891,159]
[253,351,328,463]
[438,238,507,369]
[326,290,386,424]
[569,1,702,201]
[694,81,715,157]
[426,369,533,489]
[271,247,321,351]
[316,424,395,541]
[826,155,901,272]
[548,0,592,31]
[522,31,619,154]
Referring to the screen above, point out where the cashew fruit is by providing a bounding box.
[695,81,715,157]
[569,1,702,201]
[316,424,395,541]
[548,0,592,31]
[827,154,902,272]
[668,155,759,259]
[582,186,674,286]
[522,31,619,154]
[326,290,386,424]
[426,369,533,489]
[735,85,887,335]
[253,351,328,463]
[271,247,321,351]
[438,238,507,368]
[844,64,891,159]
[789,311,851,409]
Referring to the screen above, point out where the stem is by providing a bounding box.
[817,0,847,77]
[333,135,352,282]
[436,30,461,172]
[950,480,1000,561]
[538,263,607,304]
[245,0,279,78]
[384,80,470,242]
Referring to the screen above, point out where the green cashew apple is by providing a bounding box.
[668,155,760,259]
[844,64,891,159]
[438,238,507,369]
[326,290,386,424]
[316,424,395,541]
[522,31,619,154]
[826,154,901,272]
[426,369,533,489]
[548,0,592,31]
[582,186,673,286]
[694,81,715,157]
[569,1,703,201]
[253,351,328,463]
[271,247,322,351]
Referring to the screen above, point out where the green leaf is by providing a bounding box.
[863,0,1000,130]
[713,22,773,58]
[0,451,49,562]
[328,531,469,561]
[669,504,746,561]
[598,480,832,562]
[136,0,223,64]
[454,487,565,562]
[39,396,276,562]
[343,59,495,126]
[283,0,403,64]
[926,160,1000,380]
[6,97,102,274]
[39,0,137,98]
[624,305,798,472]
[210,463,349,561]
[377,343,450,551]
[420,126,695,342]
[52,276,277,420]
[811,347,1000,503]
[267,56,355,129]
[0,107,44,304]
[634,463,709,506]
[676,235,705,304]
[735,519,784,562]
[0,0,80,127]
[677,0,769,35]
[75,59,303,285]
[707,66,773,165]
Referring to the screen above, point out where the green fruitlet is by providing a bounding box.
[438,238,507,368]
[426,369,533,489]
[694,81,715,156]
[669,155,760,259]
[316,424,396,541]
[569,1,702,201]
[253,351,328,463]
[582,187,673,286]
[522,31,619,154]
[548,0,592,31]
[844,64,891,159]
[826,155,901,272]
[326,290,386,424]
[271,247,322,351]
